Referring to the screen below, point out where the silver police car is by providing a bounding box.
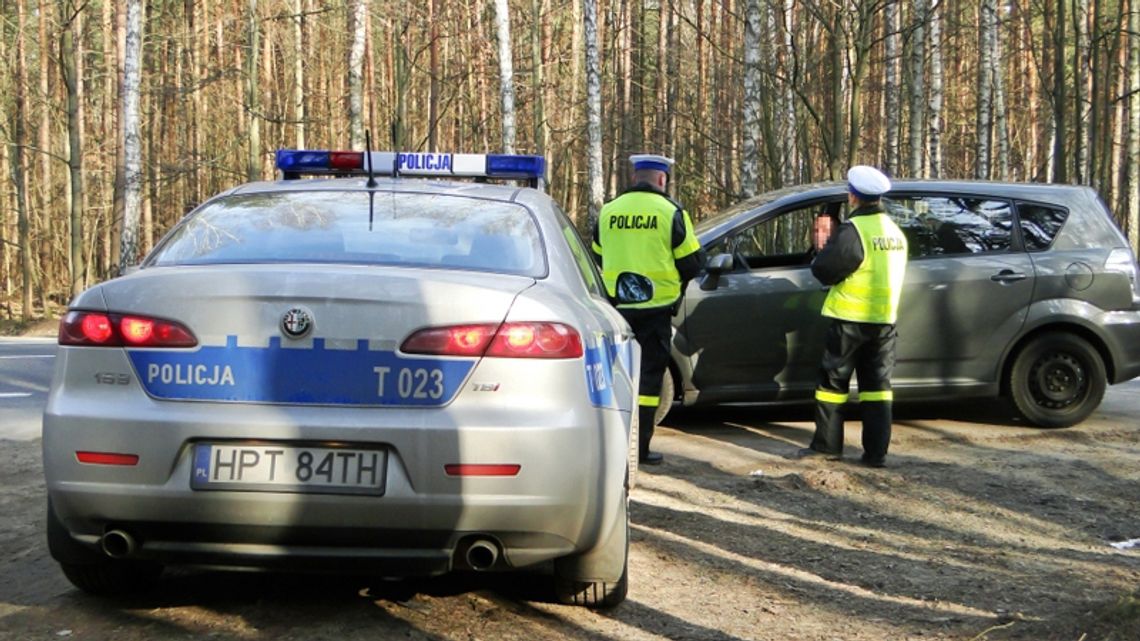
[43,150,639,608]
[667,181,1140,428]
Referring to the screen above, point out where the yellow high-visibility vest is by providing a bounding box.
[822,213,908,324]
[593,190,701,310]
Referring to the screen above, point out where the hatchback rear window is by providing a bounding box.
[885,196,1013,257]
[147,191,545,276]
[1017,203,1069,251]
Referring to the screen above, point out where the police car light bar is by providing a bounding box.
[275,150,546,189]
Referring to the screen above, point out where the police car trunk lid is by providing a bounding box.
[92,264,532,406]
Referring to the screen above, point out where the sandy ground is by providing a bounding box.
[1,394,1138,640]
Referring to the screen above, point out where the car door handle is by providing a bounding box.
[991,270,1028,283]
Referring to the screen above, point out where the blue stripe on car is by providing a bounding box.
[128,336,473,406]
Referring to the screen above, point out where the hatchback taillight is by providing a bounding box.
[402,322,583,359]
[59,311,198,348]
[1105,248,1140,305]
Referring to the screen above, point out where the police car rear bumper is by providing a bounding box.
[44,407,629,574]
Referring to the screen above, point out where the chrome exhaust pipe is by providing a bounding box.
[101,529,137,559]
[464,539,500,570]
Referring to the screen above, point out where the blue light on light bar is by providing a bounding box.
[275,150,331,172]
[486,155,545,179]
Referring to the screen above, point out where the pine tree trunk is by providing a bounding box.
[38,0,55,303]
[993,5,1009,179]
[1075,0,1090,184]
[1052,0,1068,183]
[293,0,306,148]
[61,1,86,296]
[1128,0,1139,249]
[13,0,33,318]
[532,0,547,157]
[245,0,261,180]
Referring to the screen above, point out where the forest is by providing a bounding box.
[1,0,1138,321]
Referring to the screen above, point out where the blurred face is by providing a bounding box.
[813,214,833,249]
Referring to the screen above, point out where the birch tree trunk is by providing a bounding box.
[885,0,901,177]
[120,0,143,270]
[778,0,798,184]
[347,0,367,149]
[740,0,762,198]
[976,0,995,180]
[584,0,603,227]
[908,0,927,177]
[927,0,943,178]
[493,0,517,154]
[61,1,86,296]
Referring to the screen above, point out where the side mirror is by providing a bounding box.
[699,253,734,291]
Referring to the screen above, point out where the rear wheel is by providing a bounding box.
[47,500,162,595]
[553,488,629,608]
[1009,332,1106,428]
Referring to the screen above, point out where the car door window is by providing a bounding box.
[553,205,605,297]
[1016,203,1069,251]
[884,196,1013,258]
[713,204,840,269]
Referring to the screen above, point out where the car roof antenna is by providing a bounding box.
[364,130,378,189]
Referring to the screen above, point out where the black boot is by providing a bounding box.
[638,407,663,465]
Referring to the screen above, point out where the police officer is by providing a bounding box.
[593,154,703,465]
[799,165,908,467]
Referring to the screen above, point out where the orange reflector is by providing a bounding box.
[76,451,139,466]
[444,464,521,477]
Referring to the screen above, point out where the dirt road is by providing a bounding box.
[2,390,1138,640]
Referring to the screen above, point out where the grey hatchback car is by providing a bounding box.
[667,181,1140,428]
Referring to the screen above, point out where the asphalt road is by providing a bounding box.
[0,338,56,441]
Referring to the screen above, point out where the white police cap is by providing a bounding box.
[847,165,891,198]
[630,154,675,173]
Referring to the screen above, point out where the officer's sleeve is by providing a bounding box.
[672,208,705,283]
[811,222,863,286]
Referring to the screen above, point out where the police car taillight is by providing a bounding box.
[402,322,582,359]
[59,311,198,348]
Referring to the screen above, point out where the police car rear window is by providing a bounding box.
[147,191,545,276]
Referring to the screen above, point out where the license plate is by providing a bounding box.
[191,443,387,495]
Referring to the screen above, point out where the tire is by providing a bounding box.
[553,489,629,609]
[1009,332,1106,428]
[48,500,162,595]
[653,368,675,427]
